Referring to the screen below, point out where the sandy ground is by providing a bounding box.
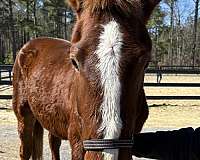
[0,113,71,160]
[1,106,199,160]
[0,74,200,159]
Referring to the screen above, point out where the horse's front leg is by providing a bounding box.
[68,127,84,160]
[48,133,61,160]
[70,139,84,160]
[16,106,36,160]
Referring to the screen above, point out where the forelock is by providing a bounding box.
[83,0,142,16]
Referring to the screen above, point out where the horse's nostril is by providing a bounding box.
[71,58,80,71]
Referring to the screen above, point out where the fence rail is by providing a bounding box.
[0,95,12,99]
[144,83,200,87]
[1,82,200,100]
[146,68,200,74]
[0,81,12,85]
[1,65,200,100]
[146,96,200,100]
[0,65,12,83]
[1,65,200,75]
[2,95,200,100]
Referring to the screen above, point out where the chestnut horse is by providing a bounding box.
[13,0,160,159]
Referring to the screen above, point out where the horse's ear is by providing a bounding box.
[141,0,161,23]
[67,0,82,13]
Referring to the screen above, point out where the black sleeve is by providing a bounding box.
[132,127,200,160]
[191,127,200,160]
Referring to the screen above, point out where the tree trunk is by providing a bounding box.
[26,0,30,40]
[56,9,62,38]
[64,10,67,40]
[33,0,38,37]
[8,0,17,62]
[169,0,174,66]
[176,8,181,65]
[192,0,199,67]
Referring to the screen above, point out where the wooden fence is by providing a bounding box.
[1,65,200,100]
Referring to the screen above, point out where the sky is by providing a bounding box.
[160,0,196,24]
[178,0,195,18]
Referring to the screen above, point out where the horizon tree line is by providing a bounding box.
[0,0,199,67]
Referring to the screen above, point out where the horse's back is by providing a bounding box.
[15,37,71,74]
[13,37,72,101]
[13,37,73,138]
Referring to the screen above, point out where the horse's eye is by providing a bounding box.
[71,58,80,71]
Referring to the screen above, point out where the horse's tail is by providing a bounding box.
[32,120,44,160]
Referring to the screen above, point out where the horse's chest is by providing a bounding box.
[30,99,70,138]
[27,82,71,139]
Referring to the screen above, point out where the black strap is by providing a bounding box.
[83,139,134,151]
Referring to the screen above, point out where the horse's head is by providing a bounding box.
[67,0,160,159]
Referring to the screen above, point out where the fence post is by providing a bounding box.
[9,70,12,82]
[0,70,1,82]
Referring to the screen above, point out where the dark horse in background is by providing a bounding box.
[12,0,161,159]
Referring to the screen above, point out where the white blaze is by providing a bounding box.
[96,20,123,160]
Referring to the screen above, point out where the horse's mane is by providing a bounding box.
[83,0,141,15]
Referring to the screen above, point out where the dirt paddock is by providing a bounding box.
[0,74,200,159]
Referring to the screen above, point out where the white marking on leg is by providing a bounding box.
[96,20,123,160]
